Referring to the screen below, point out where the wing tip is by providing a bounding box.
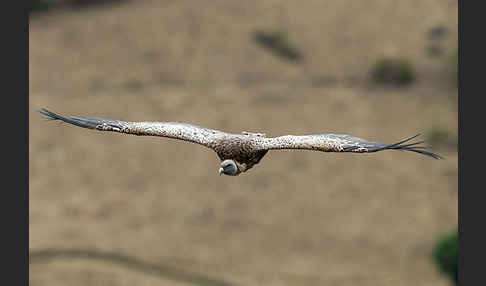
[379,133,443,160]
[38,108,54,117]
[38,108,65,122]
[38,108,99,129]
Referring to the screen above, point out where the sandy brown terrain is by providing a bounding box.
[29,1,458,285]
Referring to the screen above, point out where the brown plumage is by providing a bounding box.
[39,108,441,176]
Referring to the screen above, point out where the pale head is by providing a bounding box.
[218,159,240,176]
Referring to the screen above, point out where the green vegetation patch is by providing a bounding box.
[431,228,458,285]
[371,57,416,86]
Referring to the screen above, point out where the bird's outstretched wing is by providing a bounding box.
[38,108,226,149]
[260,133,442,159]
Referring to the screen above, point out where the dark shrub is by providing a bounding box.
[253,29,302,62]
[371,57,416,85]
[432,228,458,285]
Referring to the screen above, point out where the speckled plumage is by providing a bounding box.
[39,108,441,175]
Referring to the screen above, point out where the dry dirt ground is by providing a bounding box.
[29,1,458,285]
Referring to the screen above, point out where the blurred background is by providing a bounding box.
[29,0,458,285]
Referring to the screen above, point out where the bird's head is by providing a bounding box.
[218,159,240,176]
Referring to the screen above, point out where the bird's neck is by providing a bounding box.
[234,161,247,174]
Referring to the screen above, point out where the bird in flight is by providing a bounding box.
[39,108,441,176]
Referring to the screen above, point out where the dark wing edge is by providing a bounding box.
[341,133,443,159]
[38,108,126,131]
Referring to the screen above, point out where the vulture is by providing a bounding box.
[39,108,441,176]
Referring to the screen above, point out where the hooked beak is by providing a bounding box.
[218,167,224,175]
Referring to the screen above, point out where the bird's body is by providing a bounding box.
[39,108,441,176]
[211,134,268,173]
